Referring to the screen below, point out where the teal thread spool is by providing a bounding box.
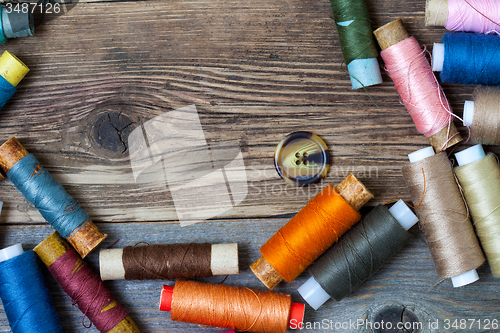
[0,6,34,44]
[329,0,382,89]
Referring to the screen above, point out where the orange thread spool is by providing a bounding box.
[251,174,373,290]
[159,280,305,333]
[261,185,360,282]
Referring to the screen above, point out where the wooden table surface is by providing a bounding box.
[0,0,499,332]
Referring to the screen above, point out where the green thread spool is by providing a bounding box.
[329,0,382,89]
[455,145,500,277]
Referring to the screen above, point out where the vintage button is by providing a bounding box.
[274,131,329,186]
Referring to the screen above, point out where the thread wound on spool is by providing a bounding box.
[441,33,500,86]
[329,0,382,88]
[123,243,212,280]
[33,232,142,333]
[445,0,500,34]
[381,37,454,138]
[0,138,106,258]
[0,251,63,333]
[309,205,412,302]
[402,152,485,279]
[163,280,298,333]
[455,153,500,277]
[260,184,362,283]
[470,86,500,145]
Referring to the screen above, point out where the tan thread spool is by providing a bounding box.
[425,0,449,27]
[402,150,485,283]
[34,232,142,333]
[250,173,373,290]
[0,137,106,257]
[467,86,500,145]
[373,18,462,152]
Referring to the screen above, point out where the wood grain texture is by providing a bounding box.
[0,0,498,332]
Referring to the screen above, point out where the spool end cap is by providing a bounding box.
[408,147,435,163]
[297,276,331,310]
[463,101,475,127]
[432,43,444,72]
[455,144,485,167]
[451,269,479,287]
[289,302,305,329]
[0,51,29,87]
[389,199,419,230]
[159,285,174,312]
[0,243,23,262]
[347,58,383,90]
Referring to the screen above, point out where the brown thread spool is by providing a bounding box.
[34,232,142,333]
[159,280,305,333]
[250,173,373,290]
[373,18,462,152]
[99,243,239,280]
[0,137,106,257]
[402,148,485,286]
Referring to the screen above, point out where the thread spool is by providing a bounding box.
[329,0,383,89]
[373,19,462,152]
[433,33,500,85]
[159,280,305,333]
[455,145,500,276]
[0,51,29,110]
[463,86,500,144]
[33,232,142,333]
[298,200,419,310]
[402,147,485,287]
[250,173,373,290]
[0,138,107,258]
[0,244,64,333]
[100,243,239,280]
[425,0,500,34]
[0,6,34,43]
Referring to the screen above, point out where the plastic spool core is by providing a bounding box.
[274,131,329,186]
[455,144,486,167]
[463,101,475,127]
[408,146,435,163]
[0,243,24,262]
[347,58,383,90]
[389,199,419,231]
[432,43,445,72]
[298,200,418,310]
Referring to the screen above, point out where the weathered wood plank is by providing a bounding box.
[0,0,498,332]
[0,221,497,333]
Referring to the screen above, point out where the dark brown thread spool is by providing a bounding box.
[99,243,239,280]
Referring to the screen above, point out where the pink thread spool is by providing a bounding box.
[373,18,462,152]
[425,0,500,34]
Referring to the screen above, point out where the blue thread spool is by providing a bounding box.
[0,50,29,110]
[0,138,107,258]
[0,244,64,333]
[432,33,500,86]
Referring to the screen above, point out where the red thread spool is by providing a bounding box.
[159,280,305,333]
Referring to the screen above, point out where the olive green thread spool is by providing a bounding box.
[329,0,382,89]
